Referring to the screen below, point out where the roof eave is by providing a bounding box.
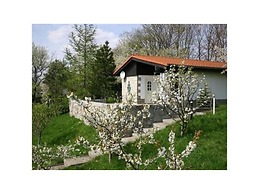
[113,57,167,76]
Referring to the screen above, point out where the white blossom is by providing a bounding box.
[157,147,166,157]
[152,65,212,136]
[64,93,201,170]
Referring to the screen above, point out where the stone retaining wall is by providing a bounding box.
[69,99,176,130]
[69,100,112,125]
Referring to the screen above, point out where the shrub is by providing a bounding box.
[106,97,117,103]
[49,97,69,115]
[32,103,57,145]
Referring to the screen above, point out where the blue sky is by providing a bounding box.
[32,24,140,59]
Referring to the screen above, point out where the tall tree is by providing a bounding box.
[192,24,204,60]
[32,42,50,103]
[113,24,227,67]
[89,41,116,99]
[44,59,69,101]
[203,24,215,61]
[65,24,97,98]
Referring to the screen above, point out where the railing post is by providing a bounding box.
[190,100,193,120]
[212,94,216,115]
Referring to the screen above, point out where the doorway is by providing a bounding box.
[145,79,153,103]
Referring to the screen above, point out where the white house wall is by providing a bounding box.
[122,75,158,103]
[121,71,227,103]
[197,71,227,100]
[122,76,138,103]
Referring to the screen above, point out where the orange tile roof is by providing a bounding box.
[113,54,226,75]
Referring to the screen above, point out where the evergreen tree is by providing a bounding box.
[65,24,97,98]
[44,59,70,114]
[44,59,69,100]
[89,41,116,99]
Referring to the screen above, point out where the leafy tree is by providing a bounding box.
[44,59,69,98]
[89,41,116,99]
[44,59,70,113]
[65,24,97,98]
[32,104,57,145]
[32,43,51,102]
[113,24,227,67]
[113,24,195,66]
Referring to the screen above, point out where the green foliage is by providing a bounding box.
[32,103,57,145]
[65,153,126,170]
[32,136,91,169]
[65,24,97,98]
[48,97,69,115]
[44,59,69,99]
[43,59,70,114]
[196,82,212,108]
[32,42,50,103]
[32,113,99,168]
[106,97,117,103]
[89,41,116,99]
[32,82,42,103]
[65,105,227,170]
[64,26,118,99]
[32,113,99,146]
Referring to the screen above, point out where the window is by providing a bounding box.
[127,81,131,94]
[147,81,152,91]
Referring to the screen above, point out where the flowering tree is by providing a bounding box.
[68,94,201,170]
[156,130,201,169]
[153,65,211,136]
[32,136,89,170]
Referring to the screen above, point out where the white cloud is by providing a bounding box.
[48,25,72,43]
[46,25,120,59]
[96,28,120,48]
[47,25,73,59]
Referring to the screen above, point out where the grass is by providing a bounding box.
[65,105,227,170]
[32,113,99,146]
[66,153,127,170]
[32,113,100,166]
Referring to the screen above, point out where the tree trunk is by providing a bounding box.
[38,131,42,146]
[32,86,37,102]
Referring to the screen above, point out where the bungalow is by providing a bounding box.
[113,54,227,104]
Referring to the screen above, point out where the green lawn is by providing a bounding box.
[65,105,227,170]
[32,113,99,146]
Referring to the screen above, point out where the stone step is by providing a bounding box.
[64,156,92,167]
[50,164,65,170]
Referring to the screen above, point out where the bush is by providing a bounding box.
[32,103,57,145]
[106,97,117,103]
[49,97,69,115]
[57,97,69,114]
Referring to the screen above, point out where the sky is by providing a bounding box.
[32,24,140,60]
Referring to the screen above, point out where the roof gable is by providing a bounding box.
[113,54,226,75]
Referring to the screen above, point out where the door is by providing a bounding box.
[145,79,153,103]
